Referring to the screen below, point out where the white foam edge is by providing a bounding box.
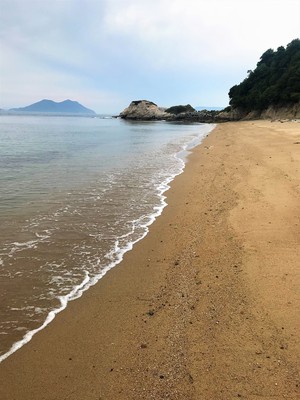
[0,272,90,363]
[0,123,215,364]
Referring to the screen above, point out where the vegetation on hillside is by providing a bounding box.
[229,39,300,111]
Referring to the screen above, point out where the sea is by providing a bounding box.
[0,114,214,362]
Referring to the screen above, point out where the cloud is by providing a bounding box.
[101,0,300,69]
[1,0,299,111]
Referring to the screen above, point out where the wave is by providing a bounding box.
[0,124,215,363]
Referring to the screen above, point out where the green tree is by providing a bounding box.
[228,39,300,111]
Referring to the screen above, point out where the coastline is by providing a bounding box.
[0,122,213,363]
[0,121,299,399]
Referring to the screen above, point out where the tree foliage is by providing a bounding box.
[229,39,300,111]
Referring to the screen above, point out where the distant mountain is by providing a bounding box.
[10,99,96,114]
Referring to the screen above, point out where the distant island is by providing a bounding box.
[10,99,96,115]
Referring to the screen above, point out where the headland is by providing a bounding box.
[119,99,300,123]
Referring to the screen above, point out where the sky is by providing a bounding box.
[0,0,299,114]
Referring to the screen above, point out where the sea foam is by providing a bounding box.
[0,118,215,363]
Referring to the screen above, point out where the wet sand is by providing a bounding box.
[0,120,299,399]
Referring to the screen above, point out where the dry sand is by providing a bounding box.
[0,121,299,399]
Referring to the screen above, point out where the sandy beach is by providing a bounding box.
[0,120,299,399]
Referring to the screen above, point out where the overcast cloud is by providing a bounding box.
[0,0,299,113]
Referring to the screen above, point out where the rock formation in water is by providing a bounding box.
[119,100,169,120]
[119,100,229,122]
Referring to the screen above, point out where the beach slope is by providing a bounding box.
[0,121,299,399]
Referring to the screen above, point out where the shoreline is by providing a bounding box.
[0,121,299,399]
[0,123,214,363]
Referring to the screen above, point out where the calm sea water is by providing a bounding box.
[0,114,214,361]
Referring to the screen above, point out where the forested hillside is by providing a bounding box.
[229,39,300,112]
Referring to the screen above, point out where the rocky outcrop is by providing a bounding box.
[213,108,245,121]
[167,110,222,123]
[218,103,300,121]
[119,100,300,123]
[119,100,169,120]
[119,100,222,122]
[260,103,300,120]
